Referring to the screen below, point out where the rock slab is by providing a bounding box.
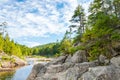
[27,50,120,80]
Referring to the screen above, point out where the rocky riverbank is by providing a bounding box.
[0,52,27,72]
[27,50,120,80]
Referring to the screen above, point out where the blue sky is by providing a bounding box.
[0,0,92,47]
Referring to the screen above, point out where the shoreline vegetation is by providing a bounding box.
[28,0,120,80]
[0,0,120,79]
[0,52,27,72]
[0,52,53,72]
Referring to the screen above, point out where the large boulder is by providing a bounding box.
[0,55,26,68]
[65,55,72,62]
[46,62,74,74]
[47,55,67,66]
[27,50,120,80]
[59,61,98,80]
[27,61,98,80]
[1,61,15,68]
[112,42,120,56]
[79,65,120,80]
[98,55,109,65]
[12,56,27,66]
[27,63,46,80]
[71,50,88,63]
[110,56,120,67]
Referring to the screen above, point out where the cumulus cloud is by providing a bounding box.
[0,0,92,47]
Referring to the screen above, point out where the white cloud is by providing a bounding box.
[0,0,92,46]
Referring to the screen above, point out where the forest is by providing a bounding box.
[0,0,120,61]
[32,43,60,57]
[0,33,31,57]
[0,23,31,57]
[32,0,120,61]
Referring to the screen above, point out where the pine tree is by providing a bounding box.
[0,35,4,50]
[82,0,120,61]
[70,5,86,43]
[3,33,11,55]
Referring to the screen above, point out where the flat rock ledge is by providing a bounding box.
[0,56,27,72]
[27,50,120,80]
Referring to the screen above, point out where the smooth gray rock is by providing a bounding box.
[110,56,120,67]
[79,65,120,80]
[46,55,67,66]
[27,61,98,80]
[98,55,109,65]
[46,62,74,74]
[62,62,98,80]
[65,55,72,62]
[99,55,107,64]
[27,63,46,80]
[71,50,87,63]
[47,64,64,73]
[27,53,120,80]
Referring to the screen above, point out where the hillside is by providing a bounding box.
[32,43,60,57]
[0,33,31,57]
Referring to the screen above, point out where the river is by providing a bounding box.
[0,58,50,80]
[0,65,33,80]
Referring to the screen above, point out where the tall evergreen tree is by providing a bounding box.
[81,0,120,61]
[70,5,86,43]
[70,5,86,34]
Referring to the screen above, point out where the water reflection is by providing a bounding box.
[0,65,33,80]
[0,71,14,80]
[0,60,47,80]
[12,65,33,80]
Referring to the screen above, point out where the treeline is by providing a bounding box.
[32,0,120,59]
[2,0,119,59]
[0,34,31,57]
[58,0,120,61]
[32,43,60,57]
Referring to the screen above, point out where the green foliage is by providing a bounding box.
[80,0,120,61]
[111,32,120,40]
[1,56,10,61]
[74,46,85,51]
[70,5,86,44]
[0,35,4,50]
[0,33,31,57]
[32,43,60,57]
[59,39,73,54]
[54,53,61,57]
[0,0,120,61]
[60,0,120,61]
[1,56,15,62]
